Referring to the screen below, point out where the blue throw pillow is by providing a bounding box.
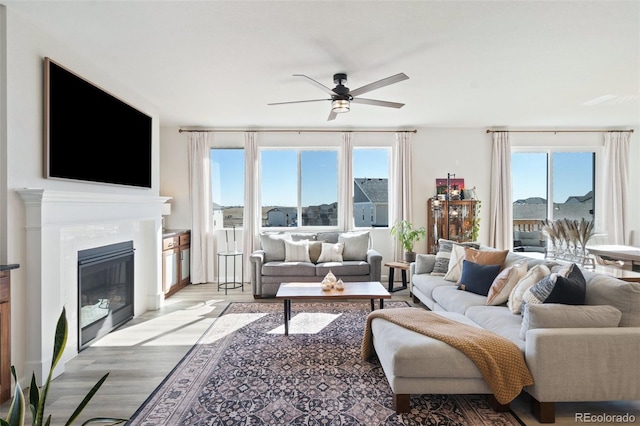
[457,260,502,296]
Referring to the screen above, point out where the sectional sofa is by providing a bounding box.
[249,231,382,298]
[372,239,640,423]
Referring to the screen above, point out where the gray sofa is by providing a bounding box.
[250,231,382,298]
[374,241,640,423]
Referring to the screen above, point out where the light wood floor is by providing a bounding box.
[2,283,638,425]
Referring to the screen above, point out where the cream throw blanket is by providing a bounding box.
[362,308,534,405]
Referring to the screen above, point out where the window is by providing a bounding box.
[512,150,595,225]
[353,148,390,227]
[512,152,548,222]
[210,149,244,229]
[261,149,338,227]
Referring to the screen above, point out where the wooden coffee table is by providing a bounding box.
[275,281,391,335]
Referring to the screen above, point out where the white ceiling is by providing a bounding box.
[4,0,639,129]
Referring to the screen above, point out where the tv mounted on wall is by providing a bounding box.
[44,57,152,188]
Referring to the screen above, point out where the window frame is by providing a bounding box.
[259,147,340,230]
[511,146,602,229]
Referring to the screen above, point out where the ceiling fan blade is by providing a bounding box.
[349,73,409,97]
[293,74,337,95]
[268,99,330,106]
[327,110,338,121]
[351,98,405,109]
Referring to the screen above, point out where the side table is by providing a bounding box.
[217,251,243,295]
[384,261,410,293]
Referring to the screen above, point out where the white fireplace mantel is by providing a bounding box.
[16,188,170,381]
[17,188,171,226]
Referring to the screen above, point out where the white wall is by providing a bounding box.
[3,8,163,385]
[410,128,492,252]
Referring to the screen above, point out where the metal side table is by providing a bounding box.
[217,251,244,295]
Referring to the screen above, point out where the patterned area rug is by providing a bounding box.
[130,301,524,425]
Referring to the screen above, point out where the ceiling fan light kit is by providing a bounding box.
[269,72,408,121]
[332,99,350,113]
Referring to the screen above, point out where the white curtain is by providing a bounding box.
[243,132,260,277]
[488,131,513,250]
[391,132,413,260]
[187,132,214,284]
[603,131,631,244]
[340,132,354,230]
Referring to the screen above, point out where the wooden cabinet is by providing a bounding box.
[162,230,191,297]
[427,199,478,253]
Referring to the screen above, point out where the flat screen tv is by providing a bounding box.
[44,57,152,188]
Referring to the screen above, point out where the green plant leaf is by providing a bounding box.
[80,418,128,426]
[64,373,109,426]
[51,307,69,372]
[29,373,40,420]
[36,308,69,426]
[6,366,25,426]
[390,219,425,252]
[0,419,10,426]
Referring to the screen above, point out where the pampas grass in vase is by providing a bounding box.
[576,218,595,255]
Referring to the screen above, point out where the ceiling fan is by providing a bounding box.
[268,72,409,121]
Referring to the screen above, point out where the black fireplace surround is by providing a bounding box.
[77,241,134,350]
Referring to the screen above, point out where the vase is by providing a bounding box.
[404,252,416,263]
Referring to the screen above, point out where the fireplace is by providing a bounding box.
[78,241,135,350]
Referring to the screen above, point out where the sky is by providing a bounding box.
[511,152,594,202]
[211,148,390,207]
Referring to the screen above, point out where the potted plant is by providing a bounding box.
[1,307,127,426]
[390,220,426,262]
[471,199,481,242]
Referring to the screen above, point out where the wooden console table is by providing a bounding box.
[0,264,19,403]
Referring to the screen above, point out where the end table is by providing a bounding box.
[217,251,243,295]
[384,261,410,293]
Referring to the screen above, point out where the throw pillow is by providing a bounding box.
[457,260,502,296]
[284,240,311,263]
[522,263,587,308]
[317,242,344,263]
[259,233,291,262]
[486,261,528,306]
[507,264,551,314]
[415,254,437,274]
[431,239,479,276]
[443,244,466,282]
[463,247,509,267]
[520,303,622,340]
[338,232,370,261]
[307,241,323,263]
[289,233,317,242]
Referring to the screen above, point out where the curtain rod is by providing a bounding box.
[486,129,634,134]
[179,128,417,134]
